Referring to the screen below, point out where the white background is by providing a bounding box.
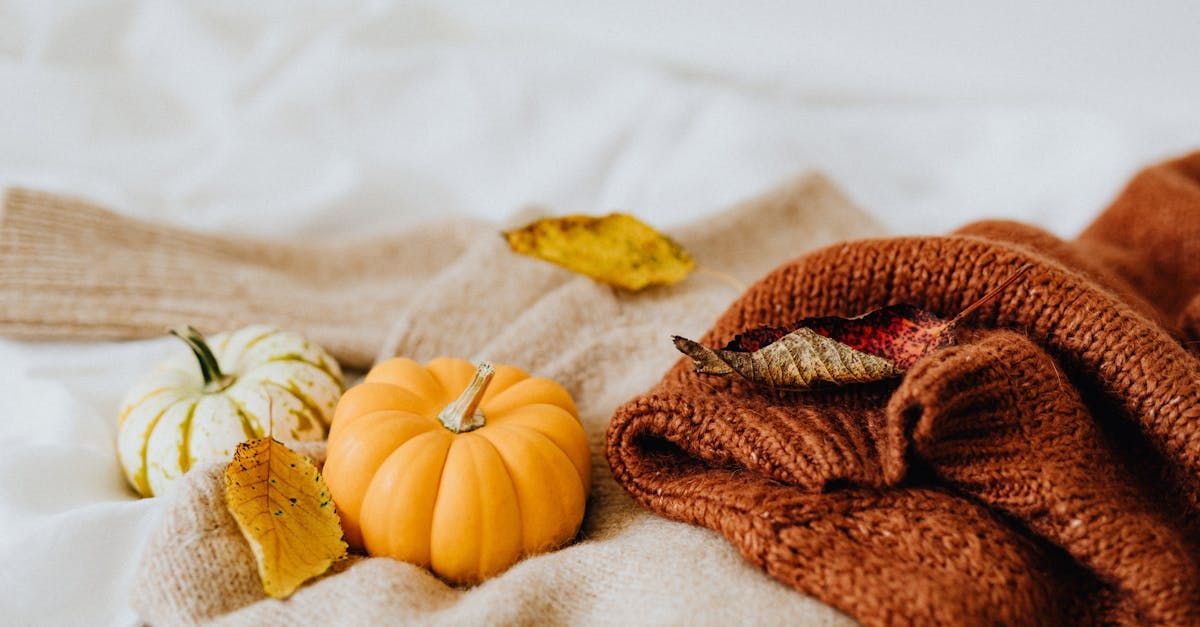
[1,1,1198,625]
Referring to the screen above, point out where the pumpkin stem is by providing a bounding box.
[437,361,494,433]
[169,325,235,393]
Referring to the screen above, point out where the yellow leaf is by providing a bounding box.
[224,437,347,598]
[503,213,695,290]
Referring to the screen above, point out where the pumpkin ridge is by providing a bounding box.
[132,395,189,496]
[478,366,532,407]
[176,400,200,477]
[388,379,443,410]
[265,381,322,434]
[522,429,585,552]
[227,327,285,370]
[468,434,524,581]
[340,409,439,438]
[483,407,591,492]
[329,383,441,438]
[472,432,526,558]
[485,402,578,425]
[226,394,263,441]
[246,360,342,424]
[405,430,456,562]
[214,328,236,353]
[362,358,444,404]
[428,435,517,582]
[454,436,488,581]
[118,387,170,426]
[404,431,452,562]
[327,412,443,549]
[477,425,582,554]
[371,430,453,561]
[483,378,578,418]
[487,423,587,498]
[425,358,480,407]
[263,353,341,387]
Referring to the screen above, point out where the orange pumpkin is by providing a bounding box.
[323,357,591,584]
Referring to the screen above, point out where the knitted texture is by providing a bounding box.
[607,152,1200,626]
[3,174,881,624]
[0,188,481,369]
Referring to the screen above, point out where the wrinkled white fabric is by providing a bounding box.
[0,339,173,625]
[1,1,1199,626]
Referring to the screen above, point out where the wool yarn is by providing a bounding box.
[608,153,1200,626]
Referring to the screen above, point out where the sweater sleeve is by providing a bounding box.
[0,188,481,369]
[606,372,1087,625]
[889,330,1200,625]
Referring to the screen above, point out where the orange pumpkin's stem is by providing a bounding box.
[437,361,495,433]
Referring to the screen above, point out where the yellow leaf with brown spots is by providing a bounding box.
[224,437,347,598]
[503,213,694,290]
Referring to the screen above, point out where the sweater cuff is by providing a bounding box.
[886,329,1200,625]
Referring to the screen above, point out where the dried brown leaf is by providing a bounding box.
[674,328,902,389]
[674,264,1032,389]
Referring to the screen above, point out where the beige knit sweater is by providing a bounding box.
[0,174,882,625]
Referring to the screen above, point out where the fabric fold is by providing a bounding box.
[119,172,884,625]
[889,330,1199,625]
[608,152,1200,625]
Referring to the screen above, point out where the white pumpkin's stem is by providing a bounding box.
[437,361,494,433]
[169,325,235,393]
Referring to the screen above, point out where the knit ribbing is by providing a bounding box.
[890,331,1199,624]
[0,188,481,369]
[608,152,1200,626]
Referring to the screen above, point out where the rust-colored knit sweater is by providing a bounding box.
[607,153,1200,625]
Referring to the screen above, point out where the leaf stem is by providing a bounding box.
[169,325,235,393]
[948,263,1033,327]
[696,265,747,293]
[437,361,494,433]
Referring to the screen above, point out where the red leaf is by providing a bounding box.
[677,264,1032,388]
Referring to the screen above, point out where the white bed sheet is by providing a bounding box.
[1,2,1198,625]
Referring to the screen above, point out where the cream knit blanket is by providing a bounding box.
[1,175,881,625]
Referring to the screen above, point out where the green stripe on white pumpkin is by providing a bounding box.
[116,391,189,495]
[115,325,344,497]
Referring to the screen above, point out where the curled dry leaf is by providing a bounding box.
[674,264,1032,390]
[503,213,694,290]
[225,437,347,598]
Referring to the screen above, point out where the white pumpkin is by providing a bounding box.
[117,325,344,497]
